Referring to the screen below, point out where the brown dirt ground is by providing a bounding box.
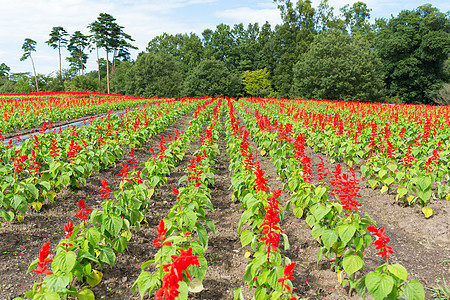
[0,106,449,300]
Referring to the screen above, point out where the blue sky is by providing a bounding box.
[0,0,448,75]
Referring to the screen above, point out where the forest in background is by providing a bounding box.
[0,0,449,104]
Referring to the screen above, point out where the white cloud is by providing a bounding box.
[215,7,282,26]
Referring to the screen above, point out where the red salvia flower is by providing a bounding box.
[29,149,41,175]
[155,247,200,300]
[259,189,283,258]
[99,179,111,198]
[253,161,269,192]
[32,242,53,275]
[278,262,296,291]
[62,221,74,247]
[317,156,329,182]
[153,219,172,247]
[75,198,92,220]
[134,170,143,184]
[366,225,394,258]
[171,187,179,196]
[116,162,132,183]
[50,139,60,157]
[67,139,80,161]
[128,148,138,168]
[335,168,362,215]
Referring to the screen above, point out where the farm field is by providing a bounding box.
[0,93,449,300]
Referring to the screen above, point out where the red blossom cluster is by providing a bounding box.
[29,150,41,175]
[75,198,92,220]
[32,242,53,276]
[187,154,205,187]
[50,139,60,157]
[128,148,138,168]
[116,162,132,183]
[62,221,74,247]
[317,156,329,182]
[259,189,283,258]
[366,225,394,258]
[153,219,172,248]
[13,151,28,174]
[278,262,296,291]
[99,179,111,198]
[67,139,80,161]
[253,161,269,192]
[155,248,200,300]
[403,144,416,167]
[330,165,361,216]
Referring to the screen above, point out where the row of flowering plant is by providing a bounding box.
[0,99,198,224]
[13,99,209,299]
[0,92,158,134]
[133,99,223,299]
[239,101,425,299]
[225,99,299,300]
[242,97,450,218]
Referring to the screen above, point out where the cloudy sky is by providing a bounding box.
[0,0,448,75]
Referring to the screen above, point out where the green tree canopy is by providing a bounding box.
[20,38,39,92]
[46,26,69,86]
[181,59,242,97]
[242,68,273,97]
[88,13,136,93]
[375,4,450,104]
[291,30,385,101]
[0,63,10,77]
[67,31,90,75]
[112,52,182,97]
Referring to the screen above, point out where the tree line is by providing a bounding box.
[0,1,449,104]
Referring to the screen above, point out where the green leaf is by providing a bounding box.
[338,224,356,246]
[282,233,290,251]
[397,187,407,198]
[240,230,254,247]
[383,177,395,186]
[416,176,432,191]
[32,292,60,300]
[311,204,330,222]
[99,246,116,267]
[86,228,101,246]
[44,273,71,292]
[103,215,123,236]
[293,206,303,218]
[387,164,397,172]
[234,288,244,300]
[26,183,39,199]
[322,229,338,250]
[404,279,425,300]
[76,288,95,300]
[188,278,204,293]
[387,264,408,282]
[422,206,434,218]
[182,211,197,229]
[366,271,394,300]
[134,271,158,299]
[53,251,76,274]
[368,178,379,189]
[378,169,388,179]
[343,255,364,276]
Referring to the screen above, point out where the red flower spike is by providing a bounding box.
[278,262,296,291]
[153,219,172,247]
[253,161,269,192]
[171,187,179,196]
[32,242,53,275]
[367,225,394,258]
[156,247,200,300]
[75,198,92,220]
[99,179,112,198]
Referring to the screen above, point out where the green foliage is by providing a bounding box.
[375,4,450,104]
[242,68,273,97]
[67,31,90,75]
[112,52,182,97]
[291,30,385,101]
[0,63,10,77]
[181,59,242,97]
[434,82,450,105]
